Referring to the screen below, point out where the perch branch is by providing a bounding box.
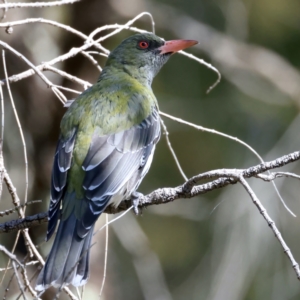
[1,150,299,234]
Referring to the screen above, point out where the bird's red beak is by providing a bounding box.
[158,39,198,55]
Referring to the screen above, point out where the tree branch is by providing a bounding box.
[1,150,299,234]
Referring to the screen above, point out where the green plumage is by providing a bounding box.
[35,32,197,292]
[63,73,157,200]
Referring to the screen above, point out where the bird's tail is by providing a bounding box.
[35,213,94,292]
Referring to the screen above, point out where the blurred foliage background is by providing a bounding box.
[0,0,300,299]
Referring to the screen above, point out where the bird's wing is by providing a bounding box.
[76,108,161,237]
[47,128,77,240]
[47,108,160,240]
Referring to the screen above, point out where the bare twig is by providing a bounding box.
[256,172,300,181]
[81,51,102,72]
[3,51,29,206]
[0,200,41,217]
[0,41,66,105]
[43,65,91,89]
[160,118,188,181]
[98,214,109,298]
[238,175,300,279]
[3,169,34,258]
[0,18,90,40]
[0,0,81,9]
[2,171,76,299]
[0,229,20,285]
[112,216,173,300]
[0,261,39,272]
[160,111,296,217]
[178,50,221,94]
[0,0,8,21]
[0,83,4,201]
[0,15,155,87]
[12,262,28,300]
[0,246,38,298]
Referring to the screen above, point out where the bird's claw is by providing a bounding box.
[131,192,143,215]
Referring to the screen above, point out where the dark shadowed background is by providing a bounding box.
[0,0,300,299]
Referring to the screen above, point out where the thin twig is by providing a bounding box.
[75,287,81,300]
[80,285,85,300]
[93,206,134,237]
[0,229,20,285]
[0,245,38,298]
[2,171,76,298]
[0,0,81,9]
[159,111,296,217]
[160,118,188,181]
[12,262,27,300]
[81,51,102,71]
[43,65,91,89]
[0,15,155,86]
[0,82,4,150]
[3,171,34,258]
[0,83,4,201]
[256,172,300,181]
[0,17,108,53]
[3,52,35,266]
[238,175,300,280]
[3,51,29,206]
[112,216,173,300]
[178,50,221,93]
[99,214,109,298]
[0,200,41,217]
[0,261,39,272]
[0,0,8,21]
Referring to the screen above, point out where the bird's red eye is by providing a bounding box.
[139,41,149,49]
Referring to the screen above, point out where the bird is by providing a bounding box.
[35,32,197,291]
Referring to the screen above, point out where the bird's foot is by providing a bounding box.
[131,192,143,215]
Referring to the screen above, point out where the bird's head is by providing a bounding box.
[104,33,198,86]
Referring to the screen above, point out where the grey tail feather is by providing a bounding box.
[35,213,94,291]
